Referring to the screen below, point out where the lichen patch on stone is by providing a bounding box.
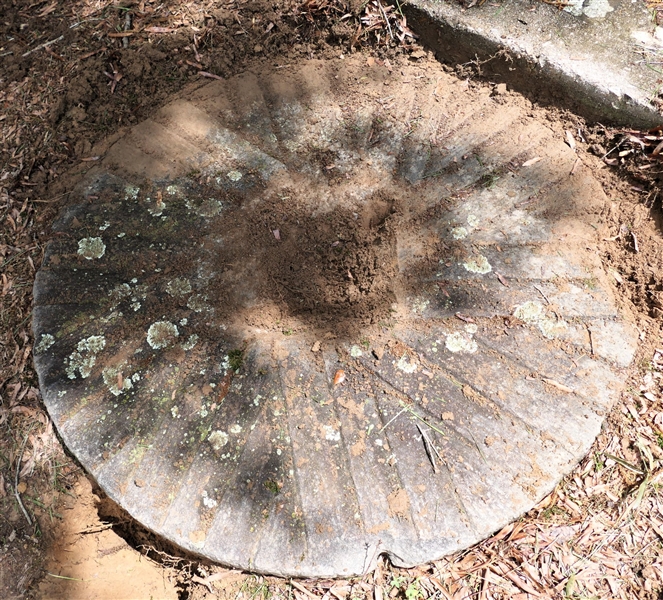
[102,364,134,396]
[396,354,417,373]
[181,334,199,351]
[513,300,567,339]
[77,237,106,260]
[147,321,179,349]
[35,333,55,354]
[209,430,229,452]
[166,277,192,297]
[445,332,478,354]
[65,335,106,379]
[451,226,468,240]
[463,255,492,274]
[227,170,243,181]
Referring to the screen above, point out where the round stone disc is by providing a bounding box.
[33,55,637,577]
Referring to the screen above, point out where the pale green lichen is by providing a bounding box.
[124,185,139,200]
[411,297,430,314]
[230,424,242,434]
[77,237,106,260]
[396,354,417,373]
[181,334,199,351]
[451,226,468,240]
[513,300,567,340]
[467,214,480,228]
[146,321,179,349]
[147,199,166,217]
[197,198,223,218]
[227,170,243,181]
[445,332,478,354]
[350,345,363,358]
[187,294,210,313]
[65,335,106,379]
[463,255,492,274]
[166,277,192,297]
[208,430,229,451]
[35,333,55,354]
[102,364,133,396]
[109,283,131,303]
[99,221,111,231]
[165,185,179,196]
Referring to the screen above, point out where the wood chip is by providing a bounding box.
[522,156,542,167]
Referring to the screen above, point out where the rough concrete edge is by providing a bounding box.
[402,0,663,128]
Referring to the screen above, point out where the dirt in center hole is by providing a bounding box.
[208,188,402,338]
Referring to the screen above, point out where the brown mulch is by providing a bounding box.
[2,1,663,599]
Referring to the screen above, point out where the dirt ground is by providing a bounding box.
[2,0,663,599]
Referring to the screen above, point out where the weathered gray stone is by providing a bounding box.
[33,55,635,577]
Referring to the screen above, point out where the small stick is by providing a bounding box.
[416,423,438,473]
[22,35,64,57]
[378,407,407,434]
[632,231,640,253]
[14,434,32,527]
[533,284,551,305]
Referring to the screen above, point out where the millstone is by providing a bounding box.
[33,55,637,577]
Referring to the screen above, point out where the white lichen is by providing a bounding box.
[208,430,229,451]
[451,226,468,240]
[324,425,341,441]
[102,364,134,396]
[166,278,192,297]
[513,300,567,340]
[467,214,480,228]
[147,321,179,349]
[396,354,417,373]
[227,170,243,182]
[124,185,140,200]
[187,294,210,313]
[147,199,166,217]
[202,490,217,508]
[99,221,111,231]
[35,333,55,354]
[77,237,106,260]
[445,332,478,354]
[65,335,106,379]
[350,345,363,358]
[230,424,242,434]
[463,255,492,274]
[197,198,223,218]
[181,334,199,351]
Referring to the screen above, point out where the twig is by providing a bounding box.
[378,407,407,433]
[632,231,640,253]
[22,35,64,57]
[533,284,550,305]
[14,433,32,527]
[199,71,224,81]
[416,423,439,473]
[376,0,393,40]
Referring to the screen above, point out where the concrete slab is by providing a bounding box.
[404,0,663,127]
[33,55,636,577]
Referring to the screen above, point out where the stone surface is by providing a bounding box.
[33,55,636,577]
[405,0,663,127]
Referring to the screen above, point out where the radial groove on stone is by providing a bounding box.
[33,55,637,577]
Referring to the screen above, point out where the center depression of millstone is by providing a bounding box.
[204,186,402,336]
